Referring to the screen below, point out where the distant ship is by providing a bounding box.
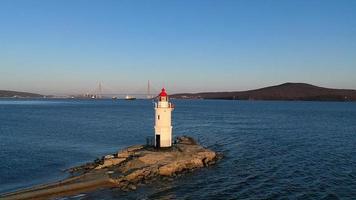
[125,95,136,100]
[112,96,118,100]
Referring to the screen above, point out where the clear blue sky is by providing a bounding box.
[0,0,355,95]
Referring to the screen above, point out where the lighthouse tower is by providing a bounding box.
[154,88,174,148]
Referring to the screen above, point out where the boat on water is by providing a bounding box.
[125,95,136,100]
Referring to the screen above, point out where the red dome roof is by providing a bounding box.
[159,88,168,97]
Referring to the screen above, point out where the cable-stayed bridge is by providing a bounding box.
[80,81,159,99]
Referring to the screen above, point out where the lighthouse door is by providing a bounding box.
[156,135,161,148]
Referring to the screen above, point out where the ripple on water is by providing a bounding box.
[1,100,356,199]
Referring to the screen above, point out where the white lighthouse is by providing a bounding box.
[154,88,174,148]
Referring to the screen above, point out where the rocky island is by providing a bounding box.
[0,136,218,200]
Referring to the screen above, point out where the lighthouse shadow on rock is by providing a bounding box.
[154,88,175,148]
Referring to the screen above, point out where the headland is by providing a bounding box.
[171,83,356,101]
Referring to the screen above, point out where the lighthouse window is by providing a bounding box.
[158,115,160,120]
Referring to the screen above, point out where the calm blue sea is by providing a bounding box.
[0,99,355,199]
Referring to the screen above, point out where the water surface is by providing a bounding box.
[0,99,355,199]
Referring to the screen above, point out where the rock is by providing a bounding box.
[104,155,115,159]
[117,145,144,158]
[95,158,126,169]
[176,136,197,145]
[128,184,136,190]
[158,162,181,176]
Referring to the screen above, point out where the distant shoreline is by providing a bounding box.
[0,90,44,98]
[171,83,356,102]
[1,97,356,103]
[2,82,356,102]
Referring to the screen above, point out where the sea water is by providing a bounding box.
[0,99,355,199]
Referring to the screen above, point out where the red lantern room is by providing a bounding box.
[159,88,168,101]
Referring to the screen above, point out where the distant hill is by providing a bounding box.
[0,90,44,98]
[171,83,356,101]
